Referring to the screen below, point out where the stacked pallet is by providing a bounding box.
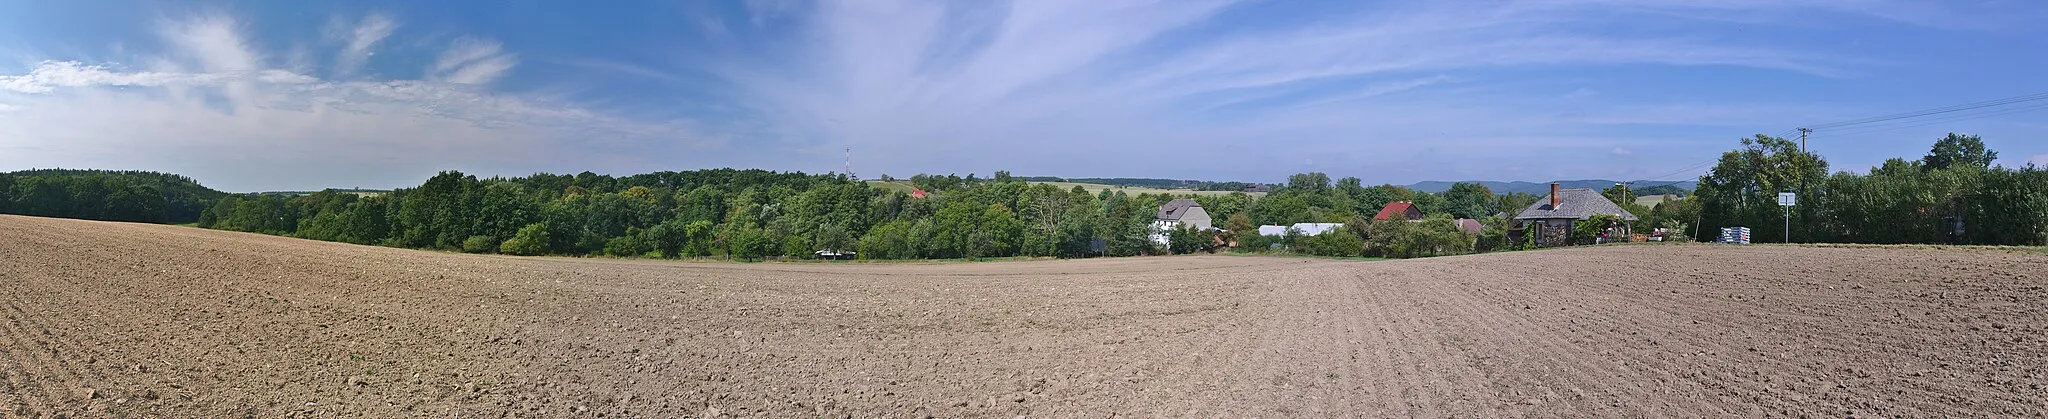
[1718,227,1752,244]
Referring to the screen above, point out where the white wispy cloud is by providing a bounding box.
[330,13,397,77]
[0,12,707,191]
[430,37,515,85]
[689,0,1889,182]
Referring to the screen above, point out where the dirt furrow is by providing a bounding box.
[4,214,2046,416]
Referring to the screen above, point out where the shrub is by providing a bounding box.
[499,223,550,256]
[1167,224,1213,254]
[461,235,498,254]
[1576,214,1624,244]
[1297,228,1364,257]
[603,229,653,257]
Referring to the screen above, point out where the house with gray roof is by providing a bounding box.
[1513,183,1638,247]
[1150,199,1213,245]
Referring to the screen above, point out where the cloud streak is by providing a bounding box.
[0,12,706,191]
[687,0,1901,183]
[331,13,397,77]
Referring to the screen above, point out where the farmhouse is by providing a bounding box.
[1513,183,1638,247]
[1374,201,1424,221]
[1150,199,1213,244]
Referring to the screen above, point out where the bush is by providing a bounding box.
[1576,214,1623,244]
[499,223,550,256]
[1366,216,1473,258]
[603,228,654,257]
[1297,229,1364,257]
[1167,225,1213,254]
[461,235,498,254]
[1234,231,1277,253]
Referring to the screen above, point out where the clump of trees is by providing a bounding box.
[1697,133,2047,245]
[0,169,225,224]
[192,169,1191,261]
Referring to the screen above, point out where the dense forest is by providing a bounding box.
[0,169,226,224]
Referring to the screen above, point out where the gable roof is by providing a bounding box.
[1454,218,1485,234]
[1157,198,1202,220]
[1374,201,1421,220]
[1514,188,1639,221]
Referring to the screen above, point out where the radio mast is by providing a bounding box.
[843,147,855,180]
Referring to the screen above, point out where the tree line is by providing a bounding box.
[1695,133,2047,245]
[0,169,226,224]
[40,132,2036,263]
[184,167,1530,260]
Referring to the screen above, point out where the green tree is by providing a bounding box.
[1923,133,1998,171]
[500,223,550,256]
[461,235,498,253]
[1697,134,1829,243]
[1440,182,1495,219]
[1167,224,1212,254]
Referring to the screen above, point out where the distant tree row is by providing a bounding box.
[0,169,225,224]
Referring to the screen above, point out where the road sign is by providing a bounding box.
[1777,192,1797,206]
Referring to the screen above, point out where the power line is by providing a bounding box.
[1807,101,2048,139]
[1804,90,2048,131]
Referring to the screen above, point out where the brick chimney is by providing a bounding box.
[1549,182,1561,209]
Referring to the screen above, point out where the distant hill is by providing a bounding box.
[1406,180,1696,195]
[0,169,229,224]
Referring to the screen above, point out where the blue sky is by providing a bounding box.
[2,0,2045,192]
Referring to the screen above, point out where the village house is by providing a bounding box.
[1374,201,1424,221]
[1512,183,1638,247]
[1150,198,1213,244]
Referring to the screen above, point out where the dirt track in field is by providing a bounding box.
[3,214,2046,417]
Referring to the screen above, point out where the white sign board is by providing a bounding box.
[1778,192,1797,206]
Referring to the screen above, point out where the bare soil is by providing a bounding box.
[3,214,2045,417]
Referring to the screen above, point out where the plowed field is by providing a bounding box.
[3,214,2045,416]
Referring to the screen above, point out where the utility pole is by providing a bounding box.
[1797,127,1812,153]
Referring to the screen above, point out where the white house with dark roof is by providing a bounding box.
[1151,198,1212,244]
[1513,183,1639,247]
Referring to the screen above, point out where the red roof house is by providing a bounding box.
[1374,201,1423,221]
[910,188,929,199]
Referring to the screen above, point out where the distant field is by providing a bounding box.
[1031,181,1262,197]
[865,180,1260,197]
[1636,194,1678,207]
